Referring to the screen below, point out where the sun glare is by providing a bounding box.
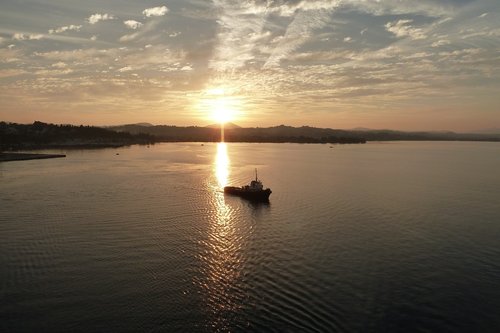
[200,87,241,125]
[211,99,233,124]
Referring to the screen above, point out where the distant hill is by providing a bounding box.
[110,124,366,143]
[109,123,500,143]
[1,121,155,150]
[346,129,500,141]
[4,122,499,151]
[133,122,154,127]
[351,127,373,131]
[473,128,500,135]
[111,124,222,142]
[109,124,366,143]
[205,122,241,129]
[103,122,154,128]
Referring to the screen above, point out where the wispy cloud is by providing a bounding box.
[142,6,168,17]
[431,39,451,47]
[1,0,499,130]
[209,0,267,71]
[271,0,341,16]
[119,20,160,43]
[87,13,115,25]
[210,1,342,71]
[0,68,27,78]
[119,33,139,42]
[385,19,427,40]
[118,66,133,72]
[343,0,458,17]
[264,8,335,68]
[0,47,22,63]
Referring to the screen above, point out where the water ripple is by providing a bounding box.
[2,142,500,332]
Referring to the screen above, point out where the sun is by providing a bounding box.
[201,88,240,124]
[211,98,233,124]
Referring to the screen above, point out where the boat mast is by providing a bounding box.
[255,168,258,181]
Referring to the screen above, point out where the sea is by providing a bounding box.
[1,141,500,332]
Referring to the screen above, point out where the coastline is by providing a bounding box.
[0,152,66,162]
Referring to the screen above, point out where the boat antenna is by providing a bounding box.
[255,168,258,181]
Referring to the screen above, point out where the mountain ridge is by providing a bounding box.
[109,123,500,142]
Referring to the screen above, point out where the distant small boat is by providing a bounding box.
[224,169,272,201]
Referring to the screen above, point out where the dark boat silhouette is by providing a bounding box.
[224,169,272,201]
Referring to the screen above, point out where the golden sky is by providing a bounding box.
[0,0,499,131]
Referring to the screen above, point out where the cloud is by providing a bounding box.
[2,0,498,130]
[124,20,143,30]
[119,33,139,42]
[210,1,343,71]
[31,46,187,77]
[385,19,426,40]
[87,13,115,25]
[0,69,27,78]
[34,48,120,62]
[209,1,269,71]
[0,47,22,63]
[143,6,168,17]
[343,0,459,17]
[51,62,67,68]
[431,39,451,47]
[49,25,82,34]
[12,33,44,40]
[119,20,160,42]
[118,66,133,72]
[264,9,334,68]
[34,68,73,76]
[233,0,341,17]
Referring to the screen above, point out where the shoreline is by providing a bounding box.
[0,152,66,162]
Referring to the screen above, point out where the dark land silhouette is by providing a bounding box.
[0,121,155,151]
[111,123,500,143]
[0,152,66,162]
[2,121,500,153]
[109,123,367,144]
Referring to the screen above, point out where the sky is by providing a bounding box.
[0,0,499,131]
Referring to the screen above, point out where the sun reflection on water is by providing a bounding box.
[195,142,246,330]
[215,142,229,188]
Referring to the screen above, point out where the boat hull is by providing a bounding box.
[224,187,272,201]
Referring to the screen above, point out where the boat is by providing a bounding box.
[224,169,272,201]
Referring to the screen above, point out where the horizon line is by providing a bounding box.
[2,119,499,135]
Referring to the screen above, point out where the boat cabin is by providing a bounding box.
[244,179,263,191]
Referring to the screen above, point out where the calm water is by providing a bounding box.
[1,142,500,332]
